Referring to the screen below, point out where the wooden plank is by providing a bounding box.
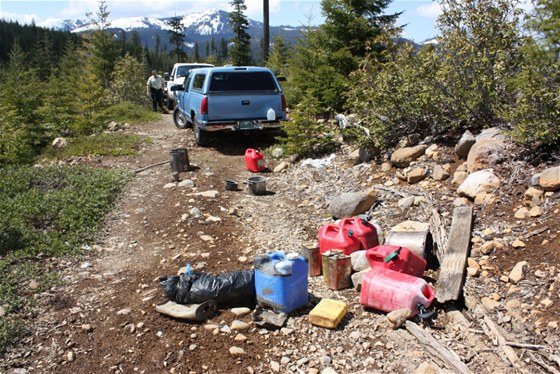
[436,206,473,303]
[405,321,470,373]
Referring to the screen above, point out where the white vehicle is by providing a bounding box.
[166,63,213,110]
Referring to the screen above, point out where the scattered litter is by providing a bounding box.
[253,306,288,328]
[301,154,335,168]
[155,300,217,321]
[309,299,348,329]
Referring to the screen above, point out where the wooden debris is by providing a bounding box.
[464,292,523,371]
[133,159,169,174]
[405,321,470,373]
[523,226,549,240]
[436,206,473,303]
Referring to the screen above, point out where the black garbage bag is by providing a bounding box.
[159,269,255,308]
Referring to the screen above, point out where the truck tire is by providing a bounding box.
[194,126,210,146]
[173,107,189,129]
[166,99,174,111]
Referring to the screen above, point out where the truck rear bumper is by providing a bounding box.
[201,121,283,132]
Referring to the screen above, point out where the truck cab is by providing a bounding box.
[166,63,213,110]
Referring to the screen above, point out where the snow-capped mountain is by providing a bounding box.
[37,9,305,51]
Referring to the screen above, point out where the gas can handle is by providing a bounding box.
[384,247,402,263]
[417,303,435,320]
[346,229,354,237]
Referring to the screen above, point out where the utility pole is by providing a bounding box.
[263,0,270,63]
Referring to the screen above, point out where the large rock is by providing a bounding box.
[476,127,506,142]
[406,167,427,184]
[539,166,560,191]
[390,145,428,168]
[467,139,506,172]
[52,137,68,149]
[455,130,476,159]
[329,190,377,219]
[457,169,501,199]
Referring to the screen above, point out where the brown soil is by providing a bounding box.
[2,116,559,373]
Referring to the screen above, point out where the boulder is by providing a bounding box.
[390,145,428,168]
[329,190,378,219]
[539,166,560,191]
[467,139,506,172]
[457,169,501,200]
[406,167,427,184]
[455,130,476,159]
[476,127,506,142]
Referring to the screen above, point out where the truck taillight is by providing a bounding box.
[281,94,287,112]
[201,96,208,115]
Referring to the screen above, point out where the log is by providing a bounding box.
[405,321,470,373]
[133,160,169,174]
[436,206,473,303]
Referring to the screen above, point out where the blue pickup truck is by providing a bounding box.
[171,66,286,145]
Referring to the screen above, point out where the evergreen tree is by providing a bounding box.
[31,32,55,78]
[168,16,186,63]
[0,43,42,164]
[86,0,119,88]
[528,0,560,56]
[193,42,201,62]
[228,0,252,65]
[219,38,229,62]
[111,53,146,105]
[266,36,290,78]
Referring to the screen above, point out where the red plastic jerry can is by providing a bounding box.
[365,245,426,277]
[359,267,435,316]
[339,217,379,251]
[245,148,266,172]
[318,224,361,256]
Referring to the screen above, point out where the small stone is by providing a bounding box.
[200,235,214,242]
[29,280,39,290]
[467,267,480,277]
[505,299,521,311]
[547,321,558,329]
[509,261,528,284]
[231,307,252,317]
[514,207,530,219]
[482,297,500,310]
[0,306,4,317]
[529,206,544,217]
[271,147,284,158]
[381,162,392,172]
[238,256,247,263]
[349,331,362,340]
[205,216,222,223]
[414,362,438,374]
[453,197,470,207]
[479,241,499,255]
[511,239,526,248]
[164,182,176,189]
[117,308,131,316]
[190,207,202,218]
[541,298,553,308]
[52,137,68,149]
[199,190,220,198]
[397,196,415,210]
[234,334,247,341]
[231,320,250,331]
[189,344,197,351]
[228,207,239,216]
[500,275,510,283]
[81,324,93,332]
[204,324,219,331]
[66,351,76,362]
[387,309,411,329]
[178,179,195,188]
[281,328,294,336]
[270,361,281,373]
[534,270,547,278]
[229,346,245,356]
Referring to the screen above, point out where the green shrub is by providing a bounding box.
[102,101,160,124]
[0,165,131,357]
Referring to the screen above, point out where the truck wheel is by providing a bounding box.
[194,126,210,146]
[173,107,188,129]
[167,99,174,111]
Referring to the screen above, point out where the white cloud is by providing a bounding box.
[416,2,442,18]
[244,0,282,20]
[0,11,43,24]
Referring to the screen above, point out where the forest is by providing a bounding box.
[0,0,558,166]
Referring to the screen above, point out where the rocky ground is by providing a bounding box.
[2,115,559,374]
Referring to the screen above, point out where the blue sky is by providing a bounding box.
[0,0,442,42]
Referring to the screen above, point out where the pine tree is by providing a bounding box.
[168,16,186,63]
[111,54,146,105]
[228,0,252,65]
[86,0,119,88]
[32,32,55,78]
[266,36,289,78]
[193,42,200,62]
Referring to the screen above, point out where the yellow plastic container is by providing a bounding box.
[309,299,348,329]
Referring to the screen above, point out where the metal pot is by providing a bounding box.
[224,180,238,191]
[247,176,267,195]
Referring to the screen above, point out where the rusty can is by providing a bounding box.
[322,250,352,290]
[302,244,322,277]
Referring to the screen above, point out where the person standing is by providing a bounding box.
[147,70,168,113]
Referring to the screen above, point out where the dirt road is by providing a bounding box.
[6,115,559,373]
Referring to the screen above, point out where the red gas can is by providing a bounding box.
[318,224,361,256]
[359,267,435,316]
[365,245,426,277]
[339,217,379,251]
[245,148,266,172]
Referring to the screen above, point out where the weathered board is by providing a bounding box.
[436,206,473,303]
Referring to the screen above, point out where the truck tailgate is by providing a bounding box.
[206,93,283,122]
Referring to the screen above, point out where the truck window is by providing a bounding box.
[192,74,206,91]
[208,72,278,92]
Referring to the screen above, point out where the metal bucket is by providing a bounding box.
[322,250,352,290]
[384,230,434,261]
[170,148,190,172]
[247,176,267,195]
[301,244,321,277]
